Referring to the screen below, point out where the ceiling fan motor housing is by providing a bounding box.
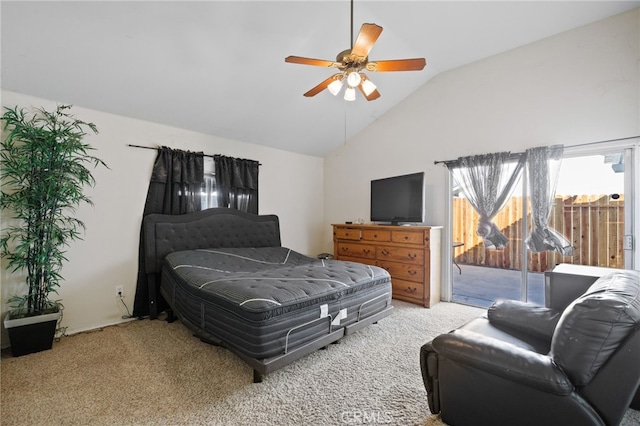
[336,49,368,71]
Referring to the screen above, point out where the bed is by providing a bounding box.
[142,208,393,382]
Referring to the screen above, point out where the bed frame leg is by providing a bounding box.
[166,309,175,323]
[253,370,264,383]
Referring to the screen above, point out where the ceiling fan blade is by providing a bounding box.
[366,58,426,72]
[285,56,339,68]
[351,23,383,59]
[303,73,342,97]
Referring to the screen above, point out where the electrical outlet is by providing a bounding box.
[115,285,124,298]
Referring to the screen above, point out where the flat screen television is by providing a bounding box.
[370,172,424,225]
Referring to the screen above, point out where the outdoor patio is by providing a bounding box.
[452,264,545,308]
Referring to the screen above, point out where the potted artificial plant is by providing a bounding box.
[0,104,106,356]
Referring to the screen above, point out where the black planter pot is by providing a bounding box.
[4,311,61,357]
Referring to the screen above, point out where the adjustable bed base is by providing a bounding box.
[143,208,393,382]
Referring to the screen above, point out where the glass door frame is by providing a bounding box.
[442,140,638,304]
[562,141,637,270]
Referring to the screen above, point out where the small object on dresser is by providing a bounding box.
[345,221,353,224]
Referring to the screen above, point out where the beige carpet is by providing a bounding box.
[1,301,639,425]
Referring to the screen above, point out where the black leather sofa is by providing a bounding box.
[420,267,640,426]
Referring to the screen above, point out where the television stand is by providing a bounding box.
[332,223,442,307]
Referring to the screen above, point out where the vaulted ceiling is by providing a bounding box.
[2,1,638,157]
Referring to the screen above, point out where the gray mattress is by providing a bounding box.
[161,246,392,359]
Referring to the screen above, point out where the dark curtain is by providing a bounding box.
[133,146,204,318]
[214,155,259,214]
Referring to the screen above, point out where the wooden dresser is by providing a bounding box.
[332,224,442,307]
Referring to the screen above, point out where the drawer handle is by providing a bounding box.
[404,236,409,240]
[363,249,370,254]
[341,247,349,252]
[406,287,417,293]
[408,270,417,276]
[407,253,417,260]
[381,249,390,256]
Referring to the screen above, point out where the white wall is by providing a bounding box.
[323,9,639,252]
[0,90,324,342]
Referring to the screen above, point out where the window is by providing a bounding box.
[201,157,218,209]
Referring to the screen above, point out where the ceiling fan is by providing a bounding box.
[284,0,426,102]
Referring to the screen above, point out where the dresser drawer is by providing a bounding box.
[377,260,424,283]
[377,246,424,265]
[334,228,362,240]
[391,230,427,246]
[361,229,391,242]
[337,242,376,260]
[391,278,424,300]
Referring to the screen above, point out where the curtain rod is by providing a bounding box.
[127,144,262,165]
[433,135,640,166]
[434,152,523,167]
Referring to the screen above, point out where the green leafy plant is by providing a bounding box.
[0,105,107,318]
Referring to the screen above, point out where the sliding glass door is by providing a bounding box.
[451,170,538,306]
[450,144,636,308]
[547,150,629,269]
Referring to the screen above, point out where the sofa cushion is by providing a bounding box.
[458,316,552,354]
[488,299,561,342]
[550,270,640,386]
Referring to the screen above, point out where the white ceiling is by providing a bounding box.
[2,1,638,157]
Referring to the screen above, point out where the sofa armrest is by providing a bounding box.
[432,328,573,395]
[420,342,441,414]
[488,299,561,341]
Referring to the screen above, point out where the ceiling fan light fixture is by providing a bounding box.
[285,4,426,102]
[361,78,377,96]
[346,70,361,87]
[344,87,356,101]
[327,78,344,96]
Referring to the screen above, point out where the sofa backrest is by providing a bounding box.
[550,270,640,386]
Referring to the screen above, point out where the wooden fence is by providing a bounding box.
[452,194,625,272]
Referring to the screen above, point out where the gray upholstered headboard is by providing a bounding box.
[143,208,281,274]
